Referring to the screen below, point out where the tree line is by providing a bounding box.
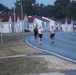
[0,3,11,14]
[0,0,76,20]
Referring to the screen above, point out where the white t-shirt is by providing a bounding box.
[38,28,43,34]
[50,28,55,34]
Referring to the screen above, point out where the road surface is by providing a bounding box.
[26,31,76,63]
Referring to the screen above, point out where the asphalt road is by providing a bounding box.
[26,31,76,63]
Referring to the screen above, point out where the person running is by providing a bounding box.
[38,26,43,44]
[33,27,38,41]
[50,26,56,43]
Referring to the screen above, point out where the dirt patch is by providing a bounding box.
[37,55,76,72]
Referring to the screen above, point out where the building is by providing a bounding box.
[0,14,27,33]
[61,19,73,32]
[0,14,75,33]
[42,17,61,30]
[28,16,50,31]
[70,0,76,2]
[28,16,34,31]
[34,16,50,31]
[0,14,12,33]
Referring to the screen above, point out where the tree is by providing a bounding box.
[15,0,36,16]
[32,3,40,16]
[0,3,11,14]
[44,5,54,17]
[54,0,70,19]
[32,4,55,17]
[36,3,45,16]
[14,0,76,19]
[67,1,76,20]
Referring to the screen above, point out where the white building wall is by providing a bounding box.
[42,17,56,29]
[13,17,24,33]
[61,24,73,32]
[0,22,4,33]
[49,20,55,29]
[24,20,28,30]
[3,24,9,33]
[22,21,24,32]
[35,19,42,28]
[46,22,50,30]
[29,23,34,31]
[20,22,23,32]
[61,24,66,31]
[28,18,38,32]
[43,22,46,31]
[9,24,12,33]
[34,18,51,31]
[24,15,28,30]
[68,24,73,32]
[0,22,12,33]
[33,18,37,28]
[15,23,19,33]
[61,19,73,32]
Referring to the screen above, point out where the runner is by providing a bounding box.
[33,27,38,41]
[38,26,43,44]
[50,26,56,43]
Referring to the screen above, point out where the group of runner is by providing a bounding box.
[33,26,56,44]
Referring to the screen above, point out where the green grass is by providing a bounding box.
[0,32,32,44]
[0,57,49,75]
[0,32,41,57]
[0,32,50,75]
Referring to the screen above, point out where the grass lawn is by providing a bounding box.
[0,32,41,57]
[0,32,49,75]
[0,57,49,75]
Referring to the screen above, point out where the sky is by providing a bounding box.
[0,0,56,9]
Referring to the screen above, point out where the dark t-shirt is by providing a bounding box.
[34,28,38,35]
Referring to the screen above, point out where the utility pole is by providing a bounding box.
[0,0,3,44]
[13,2,16,33]
[13,7,16,33]
[21,2,23,21]
[21,1,24,32]
[0,19,3,44]
[16,0,24,32]
[1,28,3,44]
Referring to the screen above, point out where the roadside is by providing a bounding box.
[0,32,42,57]
[0,32,76,75]
[0,55,76,75]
